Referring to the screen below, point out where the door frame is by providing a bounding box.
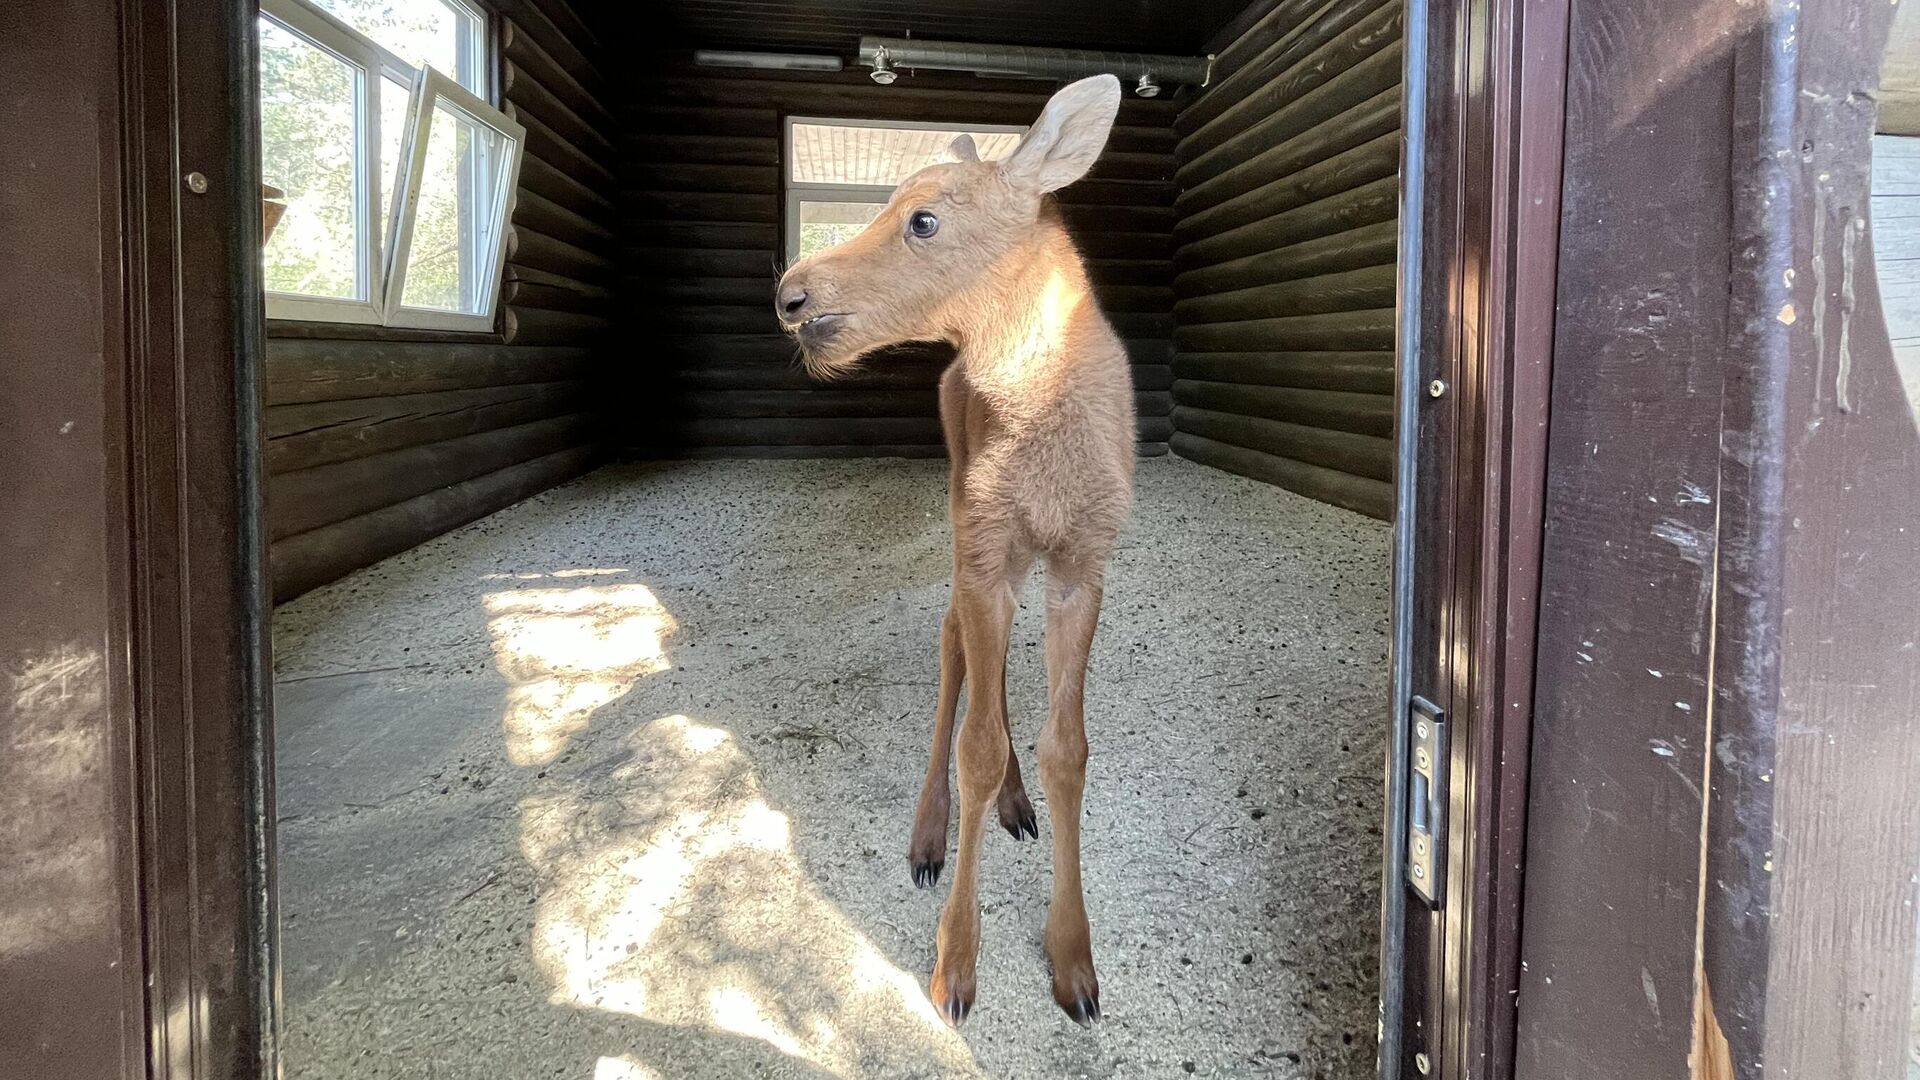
[0,2,275,1078]
[1380,0,1568,1074]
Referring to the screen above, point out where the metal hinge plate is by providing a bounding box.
[1407,696,1446,907]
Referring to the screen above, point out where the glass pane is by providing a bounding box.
[399,97,508,313]
[789,123,1025,185]
[379,74,411,247]
[796,201,883,259]
[308,0,482,92]
[259,17,363,300]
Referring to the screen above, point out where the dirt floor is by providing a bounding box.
[273,455,1390,1080]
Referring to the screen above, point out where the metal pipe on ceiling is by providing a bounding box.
[857,35,1212,94]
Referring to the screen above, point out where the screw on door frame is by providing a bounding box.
[1414,1051,1433,1075]
[184,172,209,194]
[1427,378,1447,398]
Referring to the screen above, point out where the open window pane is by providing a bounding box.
[260,17,363,301]
[308,0,484,93]
[388,79,521,325]
[796,200,884,260]
[378,73,411,244]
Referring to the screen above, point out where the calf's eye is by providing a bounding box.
[908,210,939,239]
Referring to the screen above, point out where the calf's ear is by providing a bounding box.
[1001,74,1121,194]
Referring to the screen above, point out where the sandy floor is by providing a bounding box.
[273,455,1390,1080]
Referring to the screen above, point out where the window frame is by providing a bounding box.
[382,67,526,331]
[781,116,1027,263]
[259,0,517,331]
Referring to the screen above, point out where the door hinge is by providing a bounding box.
[1407,696,1447,907]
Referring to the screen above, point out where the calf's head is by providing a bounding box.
[774,74,1122,378]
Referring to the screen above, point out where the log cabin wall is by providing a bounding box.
[265,0,614,602]
[611,66,1181,458]
[1168,0,1404,518]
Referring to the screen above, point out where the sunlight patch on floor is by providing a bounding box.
[485,581,675,766]
[523,713,975,1078]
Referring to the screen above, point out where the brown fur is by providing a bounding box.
[776,76,1134,1028]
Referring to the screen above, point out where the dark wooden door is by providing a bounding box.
[0,1,272,1078]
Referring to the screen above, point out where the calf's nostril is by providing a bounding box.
[779,285,810,318]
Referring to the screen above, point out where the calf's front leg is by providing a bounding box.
[929,569,1015,1026]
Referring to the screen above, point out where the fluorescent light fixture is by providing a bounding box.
[695,50,844,72]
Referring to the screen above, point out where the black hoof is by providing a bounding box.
[1067,992,1101,1027]
[911,860,944,888]
[941,994,973,1027]
[1001,810,1039,841]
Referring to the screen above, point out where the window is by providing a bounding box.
[259,0,523,331]
[783,118,1027,262]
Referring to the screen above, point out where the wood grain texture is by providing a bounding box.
[1169,0,1400,515]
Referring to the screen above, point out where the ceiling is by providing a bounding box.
[633,0,1257,56]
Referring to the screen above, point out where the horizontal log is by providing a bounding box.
[512,227,614,282]
[680,388,940,419]
[1110,312,1176,339]
[1183,0,1402,164]
[1056,178,1177,208]
[1085,151,1177,183]
[517,151,613,220]
[1132,364,1175,391]
[1201,0,1342,90]
[265,319,501,344]
[1174,263,1398,324]
[638,443,946,460]
[1178,132,1399,247]
[511,104,612,195]
[500,16,609,125]
[503,279,606,314]
[264,341,592,404]
[266,380,588,473]
[511,188,613,252]
[1086,259,1175,287]
[271,444,597,602]
[622,220,778,251]
[1171,432,1391,519]
[1173,350,1394,394]
[503,60,611,162]
[1177,307,1396,352]
[656,415,945,447]
[504,306,609,346]
[1178,86,1400,216]
[1073,230,1175,261]
[1093,284,1176,312]
[1173,406,1392,480]
[269,413,593,540]
[657,276,777,307]
[621,133,779,167]
[1176,219,1399,297]
[1177,176,1400,269]
[1180,42,1405,190]
[1062,203,1179,235]
[1172,380,1393,436]
[504,262,608,299]
[620,189,776,223]
[639,305,778,335]
[621,162,779,195]
[624,105,779,138]
[672,357,950,391]
[493,0,601,73]
[1182,85,1397,219]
